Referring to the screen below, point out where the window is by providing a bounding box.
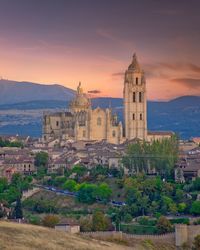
[83,130,86,137]
[139,92,142,102]
[97,117,101,125]
[56,121,59,127]
[140,113,142,120]
[133,113,135,120]
[133,92,136,102]
[112,130,116,137]
[136,77,139,85]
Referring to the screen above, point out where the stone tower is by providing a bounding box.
[123,54,147,140]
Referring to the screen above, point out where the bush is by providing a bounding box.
[193,235,200,250]
[156,216,173,234]
[28,215,41,225]
[169,218,189,225]
[62,179,77,191]
[42,215,59,228]
[123,214,132,223]
[121,224,157,235]
[92,211,112,231]
[190,201,200,215]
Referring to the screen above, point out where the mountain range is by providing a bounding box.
[0,79,200,139]
[0,79,75,104]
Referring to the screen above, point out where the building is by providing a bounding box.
[55,223,80,234]
[43,54,172,145]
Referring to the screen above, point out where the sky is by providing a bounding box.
[0,0,199,100]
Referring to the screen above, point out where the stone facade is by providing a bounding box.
[124,53,147,140]
[43,54,172,144]
[43,82,123,144]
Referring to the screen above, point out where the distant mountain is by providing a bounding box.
[0,93,200,139]
[0,79,75,104]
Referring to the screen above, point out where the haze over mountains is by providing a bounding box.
[0,79,200,139]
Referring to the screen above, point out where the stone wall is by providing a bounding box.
[175,224,200,247]
[81,231,175,244]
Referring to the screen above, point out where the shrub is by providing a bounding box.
[190,201,200,215]
[124,214,132,223]
[156,216,173,234]
[42,214,59,228]
[193,235,200,250]
[62,179,77,191]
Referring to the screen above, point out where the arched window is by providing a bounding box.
[140,113,143,120]
[139,92,142,102]
[132,113,135,120]
[112,130,116,137]
[136,77,139,85]
[56,121,59,127]
[97,117,101,125]
[133,92,136,102]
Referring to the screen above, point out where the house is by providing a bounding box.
[55,222,80,234]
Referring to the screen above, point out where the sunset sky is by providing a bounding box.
[0,0,199,100]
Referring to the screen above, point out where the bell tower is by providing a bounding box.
[123,54,147,140]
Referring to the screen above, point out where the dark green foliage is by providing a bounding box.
[0,137,23,148]
[77,183,97,204]
[13,197,23,219]
[62,179,77,191]
[23,198,57,213]
[34,151,48,167]
[190,201,200,215]
[169,218,189,225]
[121,224,158,235]
[122,136,178,179]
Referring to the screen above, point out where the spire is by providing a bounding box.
[128,53,141,71]
[77,81,83,94]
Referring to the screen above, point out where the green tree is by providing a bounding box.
[190,201,200,215]
[0,177,8,193]
[35,151,48,167]
[13,197,23,219]
[95,183,112,201]
[77,183,97,204]
[62,179,77,191]
[124,213,132,223]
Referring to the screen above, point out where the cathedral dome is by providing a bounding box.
[70,82,91,111]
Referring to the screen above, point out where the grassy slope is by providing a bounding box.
[0,221,132,250]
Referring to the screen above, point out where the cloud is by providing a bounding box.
[88,90,101,94]
[171,78,200,89]
[112,72,124,77]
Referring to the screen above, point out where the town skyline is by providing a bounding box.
[0,0,199,100]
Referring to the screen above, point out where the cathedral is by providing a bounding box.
[43,54,172,144]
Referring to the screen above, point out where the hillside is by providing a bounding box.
[0,79,75,104]
[0,221,132,250]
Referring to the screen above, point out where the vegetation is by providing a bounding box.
[42,214,59,228]
[156,216,173,234]
[193,235,200,250]
[0,174,32,204]
[122,136,178,179]
[80,210,112,232]
[0,137,23,148]
[0,221,129,250]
